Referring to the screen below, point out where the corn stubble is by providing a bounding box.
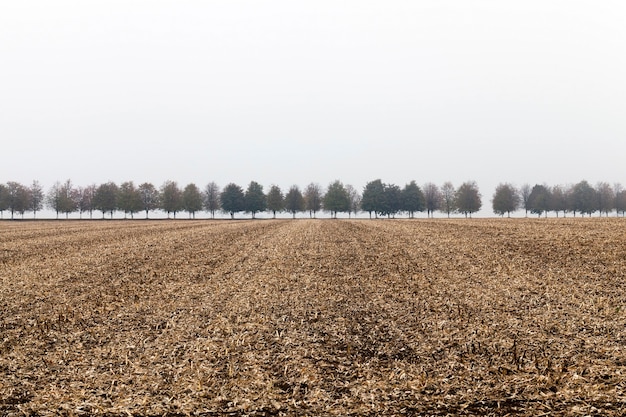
[1,219,626,416]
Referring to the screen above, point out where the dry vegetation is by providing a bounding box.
[1,218,626,416]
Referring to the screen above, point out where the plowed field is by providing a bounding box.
[1,219,626,416]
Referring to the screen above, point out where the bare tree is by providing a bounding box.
[161,181,183,219]
[455,181,481,218]
[441,182,456,218]
[519,184,532,217]
[59,180,78,219]
[304,182,323,218]
[615,183,626,217]
[345,184,361,218]
[203,182,221,219]
[6,181,31,219]
[46,180,76,219]
[29,180,44,218]
[596,182,614,217]
[183,183,203,219]
[0,184,8,219]
[46,181,63,219]
[76,185,96,219]
[138,182,159,219]
[118,181,143,219]
[550,185,569,217]
[423,183,442,218]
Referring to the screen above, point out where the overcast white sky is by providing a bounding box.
[1,1,625,215]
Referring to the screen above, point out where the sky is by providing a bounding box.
[1,1,625,216]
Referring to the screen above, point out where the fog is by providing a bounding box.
[1,1,625,217]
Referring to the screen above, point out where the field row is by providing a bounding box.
[1,219,626,415]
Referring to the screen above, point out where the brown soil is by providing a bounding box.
[1,219,626,416]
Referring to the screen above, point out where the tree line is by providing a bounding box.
[0,179,325,220]
[0,178,624,220]
[494,181,626,218]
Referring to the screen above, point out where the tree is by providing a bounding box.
[571,180,597,217]
[595,182,614,217]
[266,185,284,219]
[161,181,183,219]
[441,182,456,218]
[182,183,203,219]
[519,184,532,217]
[93,182,119,219]
[323,180,350,218]
[491,183,520,217]
[118,181,142,219]
[381,183,402,218]
[345,184,361,218]
[75,185,96,219]
[401,181,425,219]
[0,184,8,219]
[138,182,159,219]
[423,183,442,218]
[284,185,305,219]
[615,184,626,217]
[59,179,77,219]
[455,181,482,218]
[220,183,245,219]
[244,181,266,219]
[527,184,551,217]
[46,180,76,219]
[304,182,323,218]
[203,182,221,219]
[361,179,385,219]
[29,180,44,218]
[46,181,63,219]
[550,185,569,217]
[6,181,31,219]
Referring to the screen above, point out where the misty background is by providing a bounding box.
[1,1,625,217]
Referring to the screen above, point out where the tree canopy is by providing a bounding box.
[220,183,245,219]
[266,185,284,219]
[323,180,350,219]
[284,185,304,219]
[402,181,425,218]
[182,183,203,219]
[527,184,551,217]
[492,183,520,217]
[4,177,626,220]
[244,181,266,219]
[455,181,482,218]
[161,181,183,219]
